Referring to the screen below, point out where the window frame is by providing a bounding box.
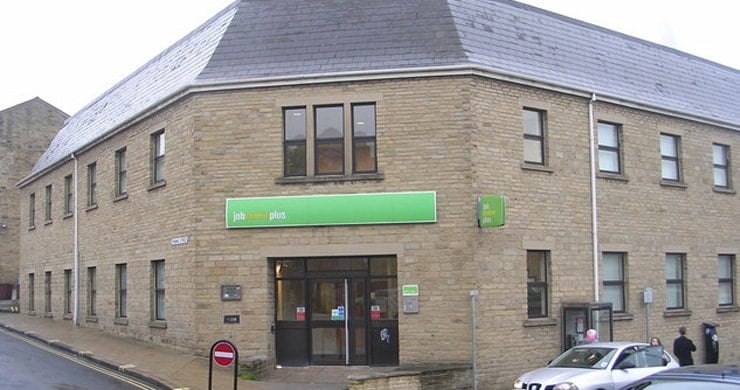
[63,174,73,215]
[152,260,165,321]
[64,269,72,315]
[28,273,35,312]
[44,184,52,222]
[602,252,627,313]
[523,108,547,165]
[29,193,35,228]
[116,263,128,319]
[314,104,345,175]
[597,121,623,175]
[351,103,378,174]
[713,143,731,189]
[665,253,686,310]
[526,250,550,318]
[44,271,52,315]
[718,254,735,307]
[115,148,127,197]
[660,133,682,182]
[283,107,307,177]
[151,129,166,185]
[87,162,97,207]
[87,266,97,316]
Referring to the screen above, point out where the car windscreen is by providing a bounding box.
[549,347,616,369]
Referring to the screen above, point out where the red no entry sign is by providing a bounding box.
[213,341,236,367]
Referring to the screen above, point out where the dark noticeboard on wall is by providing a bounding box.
[221,285,242,301]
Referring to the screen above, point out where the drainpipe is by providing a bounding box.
[71,153,80,326]
[588,94,600,302]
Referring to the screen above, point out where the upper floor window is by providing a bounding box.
[151,130,165,184]
[283,102,377,178]
[713,143,731,188]
[29,193,35,228]
[598,121,622,174]
[115,148,127,196]
[315,105,344,175]
[718,254,735,306]
[527,250,549,318]
[660,134,681,182]
[523,108,546,165]
[603,252,626,312]
[63,174,73,215]
[665,253,685,310]
[44,184,52,222]
[87,162,97,207]
[352,103,377,173]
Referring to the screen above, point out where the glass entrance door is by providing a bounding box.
[309,278,367,365]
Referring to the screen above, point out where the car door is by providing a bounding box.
[611,346,669,388]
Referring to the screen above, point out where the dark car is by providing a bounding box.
[620,363,740,389]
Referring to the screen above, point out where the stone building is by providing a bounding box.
[15,1,738,388]
[0,98,67,300]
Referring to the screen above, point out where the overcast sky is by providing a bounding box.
[1,0,738,115]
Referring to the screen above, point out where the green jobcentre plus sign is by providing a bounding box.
[225,191,436,228]
[478,195,506,228]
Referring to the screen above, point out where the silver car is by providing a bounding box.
[513,342,680,390]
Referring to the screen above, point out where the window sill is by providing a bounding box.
[63,212,74,220]
[114,318,129,326]
[27,311,35,316]
[85,204,98,212]
[716,305,739,314]
[85,315,99,323]
[113,193,129,203]
[713,187,736,195]
[44,312,53,318]
[147,180,166,192]
[660,180,687,189]
[149,320,167,329]
[613,312,634,321]
[28,225,36,231]
[597,172,629,182]
[44,220,53,226]
[521,163,554,173]
[276,172,384,185]
[663,309,692,318]
[523,317,558,327]
[63,313,73,320]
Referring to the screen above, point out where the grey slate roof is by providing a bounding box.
[20,0,740,185]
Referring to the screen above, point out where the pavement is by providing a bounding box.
[0,310,392,390]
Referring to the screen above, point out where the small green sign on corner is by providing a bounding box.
[478,195,506,228]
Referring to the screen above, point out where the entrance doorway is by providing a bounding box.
[274,256,398,366]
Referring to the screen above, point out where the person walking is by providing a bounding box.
[673,326,696,366]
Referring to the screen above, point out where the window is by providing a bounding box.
[63,174,73,215]
[64,269,72,315]
[603,253,626,312]
[315,105,344,175]
[523,108,546,165]
[29,193,35,227]
[598,121,622,174]
[44,184,52,222]
[116,264,128,318]
[713,143,731,188]
[665,253,685,309]
[284,107,307,176]
[283,102,377,178]
[660,134,681,182]
[115,148,127,196]
[151,130,165,184]
[87,162,97,207]
[352,103,377,173]
[44,271,52,314]
[152,260,165,321]
[28,273,35,312]
[718,254,735,306]
[87,267,96,316]
[527,250,549,318]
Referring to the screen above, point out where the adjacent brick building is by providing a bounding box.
[15,1,738,388]
[0,98,67,299]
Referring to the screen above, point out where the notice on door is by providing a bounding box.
[296,306,306,321]
[371,305,381,320]
[331,306,345,321]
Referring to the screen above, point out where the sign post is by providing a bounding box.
[208,340,238,390]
